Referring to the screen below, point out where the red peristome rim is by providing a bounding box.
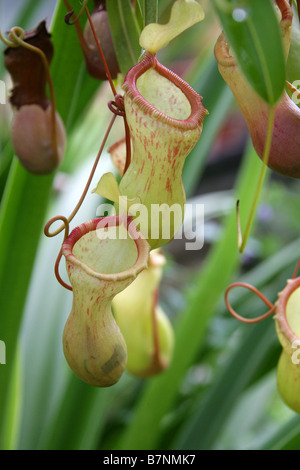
[122,52,208,130]
[275,276,300,343]
[62,215,149,281]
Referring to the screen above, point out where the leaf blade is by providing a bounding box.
[212,0,286,104]
[106,0,141,75]
[0,0,100,448]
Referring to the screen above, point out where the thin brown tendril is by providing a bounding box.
[225,282,276,324]
[0,26,58,159]
[107,96,131,173]
[84,3,117,96]
[0,26,24,47]
[45,0,133,291]
[64,0,89,24]
[44,216,72,290]
[45,113,116,239]
[55,248,72,291]
[108,99,125,116]
[44,215,70,240]
[44,114,117,290]
[63,1,131,173]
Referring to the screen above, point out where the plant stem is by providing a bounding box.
[238,105,275,253]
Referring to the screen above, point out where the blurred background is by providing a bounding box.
[0,0,300,450]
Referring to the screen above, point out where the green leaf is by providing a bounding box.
[39,375,111,450]
[1,344,22,450]
[135,0,145,30]
[144,0,158,26]
[175,237,300,450]
[0,162,54,449]
[106,0,141,75]
[175,319,277,449]
[0,0,100,448]
[136,0,158,28]
[212,0,286,104]
[260,415,300,450]
[16,155,109,450]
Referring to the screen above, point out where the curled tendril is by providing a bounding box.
[43,96,133,289]
[45,0,133,289]
[225,257,300,324]
[0,26,58,159]
[44,113,117,290]
[44,215,70,240]
[0,26,25,47]
[64,0,89,25]
[108,97,131,171]
[225,282,276,324]
[108,99,125,117]
[44,216,72,291]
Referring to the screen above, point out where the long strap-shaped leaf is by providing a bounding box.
[136,0,158,27]
[106,0,141,75]
[260,414,300,450]
[0,0,99,448]
[212,0,286,105]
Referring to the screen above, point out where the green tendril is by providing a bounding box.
[238,105,275,253]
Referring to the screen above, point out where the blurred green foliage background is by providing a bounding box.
[0,0,300,450]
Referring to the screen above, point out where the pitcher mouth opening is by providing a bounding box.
[122,52,208,130]
[275,277,300,348]
[62,215,149,282]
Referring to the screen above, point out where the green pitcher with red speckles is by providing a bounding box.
[117,52,207,249]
